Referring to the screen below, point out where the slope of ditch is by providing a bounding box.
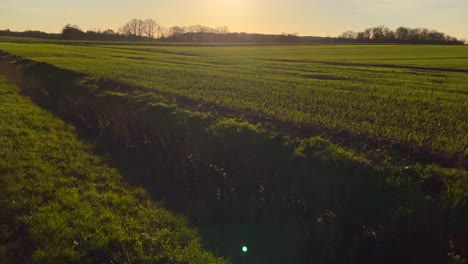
[0,74,227,263]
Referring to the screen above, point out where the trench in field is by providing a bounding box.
[0,52,314,263]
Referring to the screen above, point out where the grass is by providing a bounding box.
[0,41,466,154]
[0,75,227,263]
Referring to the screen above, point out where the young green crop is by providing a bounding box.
[0,42,466,154]
[1,42,466,263]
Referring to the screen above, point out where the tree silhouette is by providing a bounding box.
[62,24,86,40]
[340,26,464,44]
[119,19,146,37]
[144,19,159,38]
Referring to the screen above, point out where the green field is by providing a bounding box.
[0,39,467,263]
[0,42,466,154]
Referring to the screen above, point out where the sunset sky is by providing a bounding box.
[1,0,467,39]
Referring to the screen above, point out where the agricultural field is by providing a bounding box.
[0,38,467,263]
[0,42,466,155]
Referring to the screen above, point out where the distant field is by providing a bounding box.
[0,42,467,153]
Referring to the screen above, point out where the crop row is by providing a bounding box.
[0,43,466,154]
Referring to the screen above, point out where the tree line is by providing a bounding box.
[119,19,230,39]
[61,19,232,41]
[0,29,61,39]
[62,19,301,43]
[339,26,465,45]
[1,20,465,44]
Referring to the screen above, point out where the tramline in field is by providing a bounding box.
[0,42,467,154]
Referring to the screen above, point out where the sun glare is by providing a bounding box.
[215,0,252,11]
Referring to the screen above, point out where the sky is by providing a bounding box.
[1,0,467,39]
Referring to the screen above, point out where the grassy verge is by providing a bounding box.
[0,75,227,263]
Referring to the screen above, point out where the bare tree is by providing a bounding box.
[169,26,186,37]
[119,19,146,37]
[135,19,146,37]
[215,26,229,34]
[187,24,211,33]
[395,27,409,40]
[427,30,445,41]
[158,26,169,38]
[339,30,356,39]
[118,24,131,36]
[144,19,159,38]
[363,28,372,40]
[371,25,388,40]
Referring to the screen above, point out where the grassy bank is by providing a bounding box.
[0,75,227,263]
